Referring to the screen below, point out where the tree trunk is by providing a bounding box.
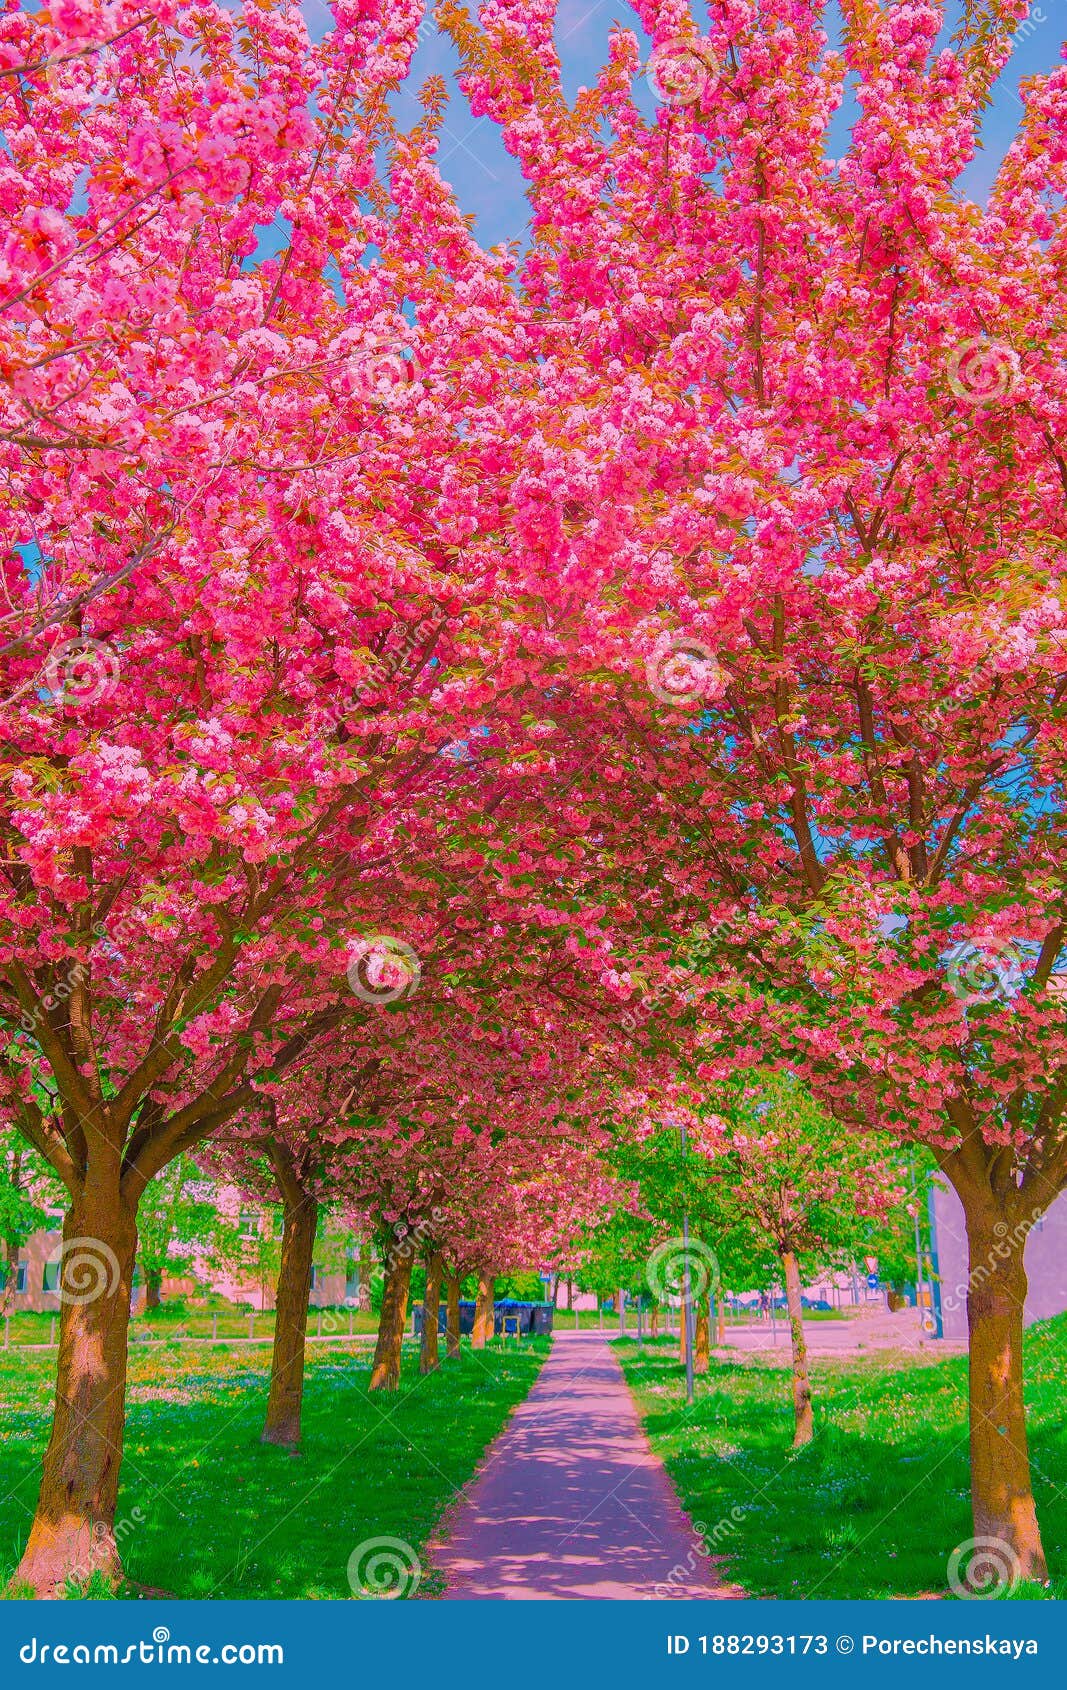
[445,1270,461,1358]
[565,1276,573,1311]
[144,1266,162,1311]
[472,1269,495,1350]
[782,1248,814,1448]
[650,1305,660,1338]
[694,1298,710,1375]
[421,1250,443,1375]
[262,1192,318,1447]
[0,1237,18,1315]
[370,1249,412,1392]
[962,1196,1046,1582]
[15,1197,138,1595]
[614,1285,624,1315]
[356,1240,372,1312]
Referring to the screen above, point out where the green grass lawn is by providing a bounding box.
[0,1336,548,1599]
[616,1315,1067,1600]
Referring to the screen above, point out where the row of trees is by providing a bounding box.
[1,0,1064,1594]
[575,1072,924,1447]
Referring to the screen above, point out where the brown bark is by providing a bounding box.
[782,1248,814,1447]
[144,1266,162,1311]
[963,1198,1046,1581]
[262,1190,318,1447]
[694,1299,710,1375]
[420,1249,443,1375]
[565,1277,573,1311]
[650,1305,660,1338]
[445,1269,461,1358]
[0,1237,19,1315]
[614,1286,624,1315]
[369,1246,413,1391]
[471,1269,495,1349]
[15,1197,138,1595]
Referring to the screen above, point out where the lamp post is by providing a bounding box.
[910,1154,928,1328]
[680,1119,695,1406]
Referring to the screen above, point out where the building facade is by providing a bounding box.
[928,1178,1067,1341]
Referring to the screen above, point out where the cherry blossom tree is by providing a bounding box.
[0,0,544,1592]
[444,0,1067,1580]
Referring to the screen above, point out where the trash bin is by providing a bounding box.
[531,1304,554,1336]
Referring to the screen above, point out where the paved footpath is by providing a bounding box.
[431,1331,742,1600]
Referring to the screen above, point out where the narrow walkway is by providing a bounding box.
[432,1331,741,1599]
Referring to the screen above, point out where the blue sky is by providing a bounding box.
[296,0,1065,248]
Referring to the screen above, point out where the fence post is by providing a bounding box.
[212,1312,218,1341]
[317,1308,322,1339]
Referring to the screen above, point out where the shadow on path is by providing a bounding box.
[431,1331,745,1599]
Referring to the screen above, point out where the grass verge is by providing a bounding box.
[615,1316,1067,1599]
[0,1336,548,1598]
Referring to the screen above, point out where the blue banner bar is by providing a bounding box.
[1,1600,1060,1687]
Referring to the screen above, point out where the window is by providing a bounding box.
[238,1212,258,1238]
[42,1261,60,1293]
[309,1266,320,1290]
[16,1262,27,1293]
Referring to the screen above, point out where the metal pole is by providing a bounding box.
[681,1118,695,1404]
[618,1289,626,1335]
[911,1156,925,1321]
